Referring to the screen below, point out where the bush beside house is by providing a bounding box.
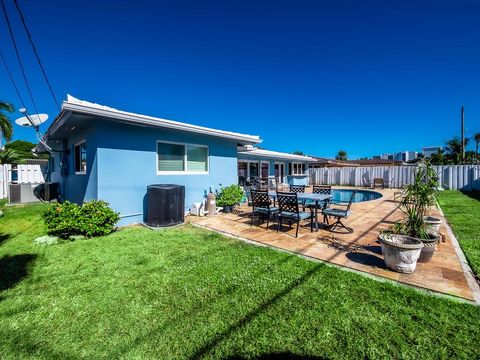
[44,200,120,239]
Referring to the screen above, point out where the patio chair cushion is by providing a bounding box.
[323,208,350,218]
[254,206,279,213]
[279,211,311,220]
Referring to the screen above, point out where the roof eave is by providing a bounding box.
[61,101,262,144]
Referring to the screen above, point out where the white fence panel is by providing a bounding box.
[309,165,480,191]
[0,164,45,199]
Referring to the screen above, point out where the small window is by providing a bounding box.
[74,142,87,174]
[249,162,259,178]
[157,142,185,171]
[291,162,306,175]
[187,145,208,172]
[157,141,208,173]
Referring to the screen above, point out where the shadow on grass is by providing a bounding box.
[461,190,480,201]
[189,263,325,359]
[0,254,37,291]
[226,353,328,359]
[0,233,10,246]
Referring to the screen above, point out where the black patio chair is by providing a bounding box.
[305,185,332,223]
[289,184,306,209]
[322,190,357,233]
[250,189,278,229]
[276,191,313,238]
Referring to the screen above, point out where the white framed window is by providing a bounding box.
[74,141,87,175]
[157,141,208,174]
[291,162,306,175]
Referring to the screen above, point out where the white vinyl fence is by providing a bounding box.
[309,165,480,191]
[0,164,45,199]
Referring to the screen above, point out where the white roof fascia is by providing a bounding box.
[238,149,315,162]
[61,95,261,144]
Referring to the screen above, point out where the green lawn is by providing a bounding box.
[437,190,480,277]
[1,202,480,359]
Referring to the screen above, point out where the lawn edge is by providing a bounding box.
[437,203,480,304]
[190,221,479,306]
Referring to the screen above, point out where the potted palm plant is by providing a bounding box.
[390,162,440,263]
[216,185,244,213]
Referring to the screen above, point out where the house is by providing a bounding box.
[37,95,261,225]
[237,146,314,186]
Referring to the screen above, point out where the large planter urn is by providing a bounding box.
[414,233,440,263]
[378,234,424,274]
[424,216,442,236]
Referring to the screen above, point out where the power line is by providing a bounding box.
[0,48,29,112]
[13,0,60,110]
[1,0,40,116]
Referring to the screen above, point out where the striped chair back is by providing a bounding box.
[312,185,332,195]
[276,191,299,214]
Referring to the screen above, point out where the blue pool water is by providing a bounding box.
[331,189,382,204]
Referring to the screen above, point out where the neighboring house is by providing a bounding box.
[423,146,442,158]
[37,95,261,225]
[237,146,314,186]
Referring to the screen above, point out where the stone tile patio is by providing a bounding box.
[190,188,479,302]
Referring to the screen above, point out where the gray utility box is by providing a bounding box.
[8,183,42,204]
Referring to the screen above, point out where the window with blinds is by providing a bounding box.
[157,141,208,173]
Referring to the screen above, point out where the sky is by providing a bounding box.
[1,0,479,159]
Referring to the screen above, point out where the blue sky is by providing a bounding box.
[1,0,479,158]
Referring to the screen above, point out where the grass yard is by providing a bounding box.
[1,202,480,359]
[437,190,480,278]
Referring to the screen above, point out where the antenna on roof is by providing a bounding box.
[15,108,52,153]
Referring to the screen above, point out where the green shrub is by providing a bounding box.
[43,200,119,239]
[79,200,120,237]
[43,201,82,239]
[216,185,244,206]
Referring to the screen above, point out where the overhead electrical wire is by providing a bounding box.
[0,48,29,113]
[13,0,60,110]
[1,0,40,116]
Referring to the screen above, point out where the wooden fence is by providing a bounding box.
[309,165,480,191]
[0,164,45,199]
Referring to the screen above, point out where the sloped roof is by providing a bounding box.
[238,147,315,161]
[44,95,262,144]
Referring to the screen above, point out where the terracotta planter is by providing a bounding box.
[424,216,442,236]
[414,233,440,263]
[379,234,424,274]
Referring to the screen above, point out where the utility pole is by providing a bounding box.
[461,105,465,162]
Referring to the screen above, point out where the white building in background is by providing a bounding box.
[423,146,442,158]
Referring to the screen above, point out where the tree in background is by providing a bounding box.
[445,137,469,164]
[0,101,14,148]
[292,150,305,156]
[474,132,480,161]
[0,149,19,164]
[4,140,48,163]
[429,149,445,165]
[335,150,348,161]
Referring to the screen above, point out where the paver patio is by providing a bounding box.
[190,188,479,302]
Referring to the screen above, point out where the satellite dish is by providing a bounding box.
[15,113,48,127]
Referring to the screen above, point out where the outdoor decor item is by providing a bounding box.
[379,234,424,273]
[389,161,440,263]
[216,185,244,213]
[424,216,442,236]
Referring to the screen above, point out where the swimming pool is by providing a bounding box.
[331,189,382,203]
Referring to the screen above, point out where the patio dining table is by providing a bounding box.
[268,191,332,232]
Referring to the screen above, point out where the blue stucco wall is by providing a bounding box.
[94,119,238,225]
[49,124,98,204]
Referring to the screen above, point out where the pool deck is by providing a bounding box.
[190,187,480,303]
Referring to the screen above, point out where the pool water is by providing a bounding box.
[331,189,382,204]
